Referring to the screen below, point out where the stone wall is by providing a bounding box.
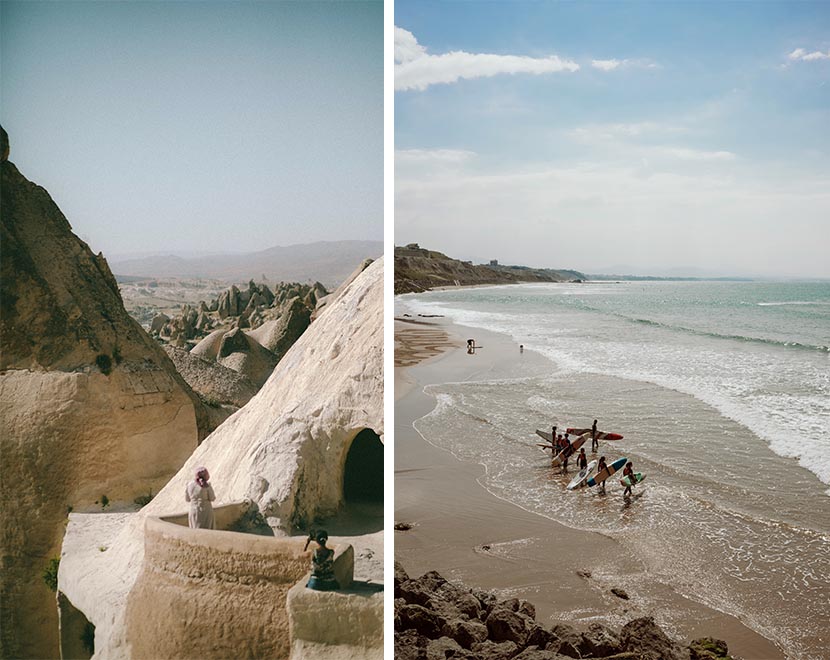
[125,516,306,659]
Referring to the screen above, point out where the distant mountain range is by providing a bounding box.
[111,240,383,287]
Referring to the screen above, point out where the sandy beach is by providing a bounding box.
[394,311,784,659]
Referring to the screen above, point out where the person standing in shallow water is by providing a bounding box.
[622,461,635,498]
[577,447,588,471]
[561,434,572,472]
[186,467,216,529]
[596,456,608,494]
[591,419,599,453]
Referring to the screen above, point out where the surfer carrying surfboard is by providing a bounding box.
[596,456,608,493]
[622,461,635,497]
[561,434,573,472]
[577,448,587,471]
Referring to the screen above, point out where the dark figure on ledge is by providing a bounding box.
[305,530,338,591]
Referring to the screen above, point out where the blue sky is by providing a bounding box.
[395,1,830,278]
[1,1,382,257]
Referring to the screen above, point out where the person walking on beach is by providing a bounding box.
[591,419,599,452]
[596,456,608,494]
[622,461,635,498]
[186,466,216,529]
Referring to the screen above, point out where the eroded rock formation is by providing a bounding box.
[151,280,323,349]
[0,128,207,659]
[163,345,259,428]
[58,257,384,658]
[312,258,373,320]
[150,280,322,412]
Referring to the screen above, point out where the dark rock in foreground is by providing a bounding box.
[394,563,734,660]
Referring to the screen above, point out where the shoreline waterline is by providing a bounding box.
[395,306,790,659]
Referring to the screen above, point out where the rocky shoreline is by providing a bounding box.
[395,564,733,660]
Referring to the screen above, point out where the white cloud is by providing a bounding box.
[591,58,660,72]
[788,47,830,62]
[396,158,830,278]
[592,59,622,71]
[396,149,477,164]
[569,120,687,141]
[395,26,426,64]
[568,121,732,162]
[656,147,736,161]
[394,26,579,91]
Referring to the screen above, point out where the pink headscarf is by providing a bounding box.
[195,467,210,488]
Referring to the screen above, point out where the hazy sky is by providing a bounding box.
[395,1,830,278]
[1,1,382,258]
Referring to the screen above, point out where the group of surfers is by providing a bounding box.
[544,419,638,497]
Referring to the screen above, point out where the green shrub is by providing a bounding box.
[112,347,123,364]
[42,557,60,592]
[100,495,109,509]
[95,354,112,375]
[199,393,221,408]
[133,492,154,507]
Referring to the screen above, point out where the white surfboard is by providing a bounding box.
[567,459,598,490]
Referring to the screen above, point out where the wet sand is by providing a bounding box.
[394,314,783,659]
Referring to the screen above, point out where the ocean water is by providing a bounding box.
[403,281,830,659]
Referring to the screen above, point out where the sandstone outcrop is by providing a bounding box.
[164,345,259,429]
[394,565,734,660]
[153,280,321,348]
[313,258,373,319]
[58,257,384,658]
[0,128,207,659]
[247,295,311,359]
[214,326,279,387]
[152,280,321,400]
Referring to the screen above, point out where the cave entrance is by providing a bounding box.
[343,428,383,503]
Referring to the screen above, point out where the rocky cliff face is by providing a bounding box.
[394,245,581,294]
[57,257,384,658]
[0,129,207,659]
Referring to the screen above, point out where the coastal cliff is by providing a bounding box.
[395,244,583,294]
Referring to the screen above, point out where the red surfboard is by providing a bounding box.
[567,428,623,441]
